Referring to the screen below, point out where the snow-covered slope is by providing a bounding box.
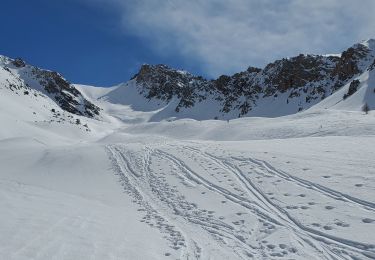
[0,75,86,141]
[2,104,375,259]
[1,40,375,260]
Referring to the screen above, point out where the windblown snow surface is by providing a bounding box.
[0,76,375,260]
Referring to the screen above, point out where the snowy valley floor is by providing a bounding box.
[1,110,375,259]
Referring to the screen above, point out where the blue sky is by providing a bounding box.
[0,0,197,86]
[1,0,375,86]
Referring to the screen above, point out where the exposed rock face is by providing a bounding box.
[32,69,100,117]
[333,44,368,80]
[343,80,360,99]
[12,58,26,68]
[262,54,339,93]
[331,43,373,90]
[211,68,261,114]
[368,58,375,71]
[134,64,209,112]
[0,56,100,118]
[131,40,375,118]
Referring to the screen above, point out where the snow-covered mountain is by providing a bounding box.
[0,55,100,119]
[101,39,375,120]
[1,39,374,123]
[1,40,375,260]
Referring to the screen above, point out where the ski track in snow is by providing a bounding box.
[105,142,375,260]
[3,46,375,260]
[198,150,375,255]
[107,145,203,260]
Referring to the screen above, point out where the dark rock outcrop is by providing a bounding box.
[343,80,360,99]
[32,68,100,117]
[134,64,209,112]
[12,58,26,68]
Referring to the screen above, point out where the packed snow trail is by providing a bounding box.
[106,141,375,260]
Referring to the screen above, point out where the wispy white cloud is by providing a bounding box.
[84,0,375,77]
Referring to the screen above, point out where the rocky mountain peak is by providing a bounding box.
[133,64,208,111]
[0,56,100,118]
[332,41,374,84]
[134,64,197,84]
[125,39,375,119]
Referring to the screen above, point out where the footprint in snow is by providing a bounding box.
[325,205,335,210]
[335,221,350,227]
[246,252,254,257]
[323,225,333,230]
[362,218,375,224]
[355,183,363,187]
